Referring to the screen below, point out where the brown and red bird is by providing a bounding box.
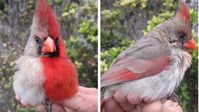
[13,0,78,110]
[101,0,196,105]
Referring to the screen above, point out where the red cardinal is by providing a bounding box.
[13,0,78,108]
[101,0,196,105]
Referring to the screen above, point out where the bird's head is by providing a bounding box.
[25,0,61,57]
[158,0,197,51]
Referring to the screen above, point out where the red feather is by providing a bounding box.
[177,0,190,22]
[42,37,78,101]
[36,0,60,39]
[102,56,171,87]
[36,0,78,101]
[42,57,78,101]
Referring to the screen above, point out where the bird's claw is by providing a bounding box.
[45,99,52,112]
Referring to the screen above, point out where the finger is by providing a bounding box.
[15,95,21,100]
[36,105,46,112]
[130,105,142,112]
[162,100,182,112]
[113,90,126,103]
[64,107,75,112]
[119,100,136,112]
[36,104,66,112]
[105,98,124,112]
[21,100,31,107]
[79,86,98,95]
[80,92,98,105]
[142,101,162,112]
[52,104,66,112]
[126,93,141,104]
[79,92,98,112]
[62,94,94,112]
[113,91,135,111]
[62,89,98,112]
[61,95,82,110]
[176,105,183,112]
[15,95,31,107]
[143,98,153,103]
[128,105,142,112]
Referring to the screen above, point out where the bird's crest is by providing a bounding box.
[35,0,60,39]
[176,0,190,23]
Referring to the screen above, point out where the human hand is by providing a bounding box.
[104,90,183,112]
[36,86,98,112]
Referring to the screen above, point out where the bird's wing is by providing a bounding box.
[102,37,172,87]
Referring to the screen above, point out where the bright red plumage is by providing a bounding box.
[41,36,78,102]
[36,0,60,39]
[42,57,78,101]
[36,0,79,101]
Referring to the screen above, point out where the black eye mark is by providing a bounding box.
[34,36,47,44]
[179,33,186,39]
[179,32,187,44]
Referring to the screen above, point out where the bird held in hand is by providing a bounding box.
[13,0,79,110]
[101,0,196,107]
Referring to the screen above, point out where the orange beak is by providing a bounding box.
[183,38,197,50]
[42,37,56,53]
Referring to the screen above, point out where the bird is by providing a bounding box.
[13,0,78,111]
[101,0,196,107]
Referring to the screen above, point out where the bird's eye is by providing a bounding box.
[179,32,186,44]
[179,33,186,39]
[35,36,41,43]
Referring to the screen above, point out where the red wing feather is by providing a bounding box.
[102,56,171,87]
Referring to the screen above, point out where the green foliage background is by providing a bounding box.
[0,0,97,111]
[101,0,198,112]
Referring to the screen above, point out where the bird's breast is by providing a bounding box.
[41,57,78,101]
[13,55,46,106]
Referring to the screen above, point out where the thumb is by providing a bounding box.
[36,104,66,112]
[62,95,85,111]
[62,93,96,112]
